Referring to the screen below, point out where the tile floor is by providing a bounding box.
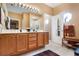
[21,40,74,56]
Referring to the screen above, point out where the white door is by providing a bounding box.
[51,13,64,45]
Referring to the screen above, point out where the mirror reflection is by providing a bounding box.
[0,3,43,32]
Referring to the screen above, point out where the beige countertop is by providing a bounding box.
[0,30,48,34]
[0,32,48,34]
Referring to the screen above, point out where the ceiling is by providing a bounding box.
[45,3,63,8]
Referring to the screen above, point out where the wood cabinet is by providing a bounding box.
[28,33,37,50]
[0,32,49,55]
[44,32,49,44]
[0,34,16,55]
[8,34,17,55]
[37,32,44,47]
[0,35,9,55]
[17,34,28,53]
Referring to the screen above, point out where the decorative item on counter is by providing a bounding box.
[26,28,30,32]
[33,29,35,32]
[20,29,22,32]
[30,27,33,32]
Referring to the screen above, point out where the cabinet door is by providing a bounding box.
[29,41,37,50]
[44,32,49,44]
[28,33,37,50]
[38,32,44,47]
[8,34,17,55]
[17,34,28,52]
[0,34,17,55]
[0,35,9,55]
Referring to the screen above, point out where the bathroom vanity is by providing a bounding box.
[0,32,49,55]
[0,4,49,55]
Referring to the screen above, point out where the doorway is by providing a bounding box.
[51,12,64,45]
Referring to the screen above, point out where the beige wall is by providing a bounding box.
[53,3,79,38]
[53,4,70,15]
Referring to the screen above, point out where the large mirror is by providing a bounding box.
[1,3,42,32]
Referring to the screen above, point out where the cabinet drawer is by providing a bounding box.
[29,37,37,41]
[44,32,49,44]
[29,40,37,44]
[29,33,37,41]
[29,33,37,38]
[38,33,44,47]
[38,39,44,47]
[29,41,37,50]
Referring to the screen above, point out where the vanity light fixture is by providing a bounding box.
[10,3,40,14]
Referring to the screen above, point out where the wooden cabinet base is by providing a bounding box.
[11,46,45,56]
[0,32,49,56]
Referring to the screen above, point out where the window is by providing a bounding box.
[64,12,72,23]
